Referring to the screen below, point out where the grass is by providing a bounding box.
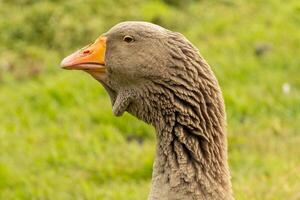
[0,0,299,199]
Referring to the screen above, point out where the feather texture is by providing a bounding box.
[77,21,234,200]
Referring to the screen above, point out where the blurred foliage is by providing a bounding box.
[0,0,300,200]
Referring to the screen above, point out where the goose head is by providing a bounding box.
[61,21,184,121]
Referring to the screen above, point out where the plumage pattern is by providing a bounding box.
[63,21,234,200]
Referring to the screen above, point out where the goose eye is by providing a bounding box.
[123,35,134,43]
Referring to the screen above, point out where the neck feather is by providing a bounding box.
[148,113,233,200]
[130,82,233,200]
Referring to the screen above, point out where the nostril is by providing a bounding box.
[83,50,91,54]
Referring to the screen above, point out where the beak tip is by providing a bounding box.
[60,56,71,69]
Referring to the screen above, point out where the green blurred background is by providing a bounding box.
[0,0,299,199]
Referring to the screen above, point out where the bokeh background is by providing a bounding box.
[0,0,299,199]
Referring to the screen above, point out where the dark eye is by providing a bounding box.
[123,35,134,43]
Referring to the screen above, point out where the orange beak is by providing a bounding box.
[61,36,107,73]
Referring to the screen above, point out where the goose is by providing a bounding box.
[61,21,234,200]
